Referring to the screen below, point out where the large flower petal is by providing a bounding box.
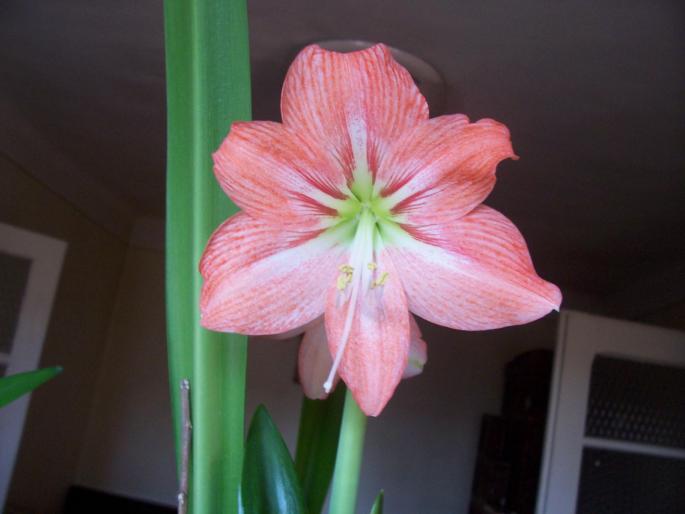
[200,212,344,334]
[297,318,339,400]
[378,116,516,226]
[386,205,561,330]
[325,251,410,416]
[281,44,428,180]
[213,121,346,230]
[267,318,320,341]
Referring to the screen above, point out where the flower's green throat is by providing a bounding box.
[332,167,396,244]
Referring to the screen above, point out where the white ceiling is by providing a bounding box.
[1,0,684,318]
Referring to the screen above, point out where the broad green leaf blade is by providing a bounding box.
[164,0,251,512]
[294,386,346,514]
[0,366,62,408]
[242,405,306,514]
[369,491,384,514]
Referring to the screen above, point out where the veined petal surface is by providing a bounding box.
[200,212,344,334]
[387,205,561,330]
[325,252,410,416]
[267,319,320,341]
[379,116,516,227]
[213,121,345,230]
[281,44,428,179]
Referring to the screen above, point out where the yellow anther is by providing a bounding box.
[337,274,349,291]
[371,271,389,289]
[336,265,354,291]
[367,262,377,270]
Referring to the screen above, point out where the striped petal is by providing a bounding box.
[281,44,428,180]
[386,205,561,330]
[200,212,344,334]
[297,318,339,400]
[213,121,346,230]
[267,319,319,341]
[378,116,516,227]
[324,251,410,416]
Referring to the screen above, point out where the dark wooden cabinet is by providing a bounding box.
[470,350,553,514]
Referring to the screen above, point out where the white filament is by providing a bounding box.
[323,211,375,392]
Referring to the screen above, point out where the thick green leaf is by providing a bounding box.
[369,491,384,514]
[294,386,346,514]
[242,405,306,514]
[164,0,251,512]
[0,366,62,408]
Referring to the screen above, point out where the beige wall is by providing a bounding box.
[75,245,177,504]
[1,154,126,513]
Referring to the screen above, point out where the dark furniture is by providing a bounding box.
[470,350,553,514]
[63,486,175,514]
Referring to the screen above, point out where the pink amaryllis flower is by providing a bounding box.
[200,44,561,416]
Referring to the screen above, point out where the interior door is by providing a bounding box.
[536,310,685,514]
[0,222,66,508]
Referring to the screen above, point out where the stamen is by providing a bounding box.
[367,262,377,270]
[324,271,361,392]
[336,274,349,291]
[371,271,389,288]
[336,264,354,291]
[324,210,375,393]
[377,271,388,286]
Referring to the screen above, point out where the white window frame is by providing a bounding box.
[0,222,66,508]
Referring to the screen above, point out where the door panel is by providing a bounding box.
[537,311,685,514]
[0,222,66,508]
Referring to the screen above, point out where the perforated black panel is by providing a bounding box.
[585,356,685,449]
[577,448,685,514]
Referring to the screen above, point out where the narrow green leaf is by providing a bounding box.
[164,0,251,512]
[0,366,62,408]
[242,405,307,514]
[369,491,384,514]
[294,386,346,514]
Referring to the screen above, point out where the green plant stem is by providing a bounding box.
[328,389,368,514]
[164,0,251,513]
